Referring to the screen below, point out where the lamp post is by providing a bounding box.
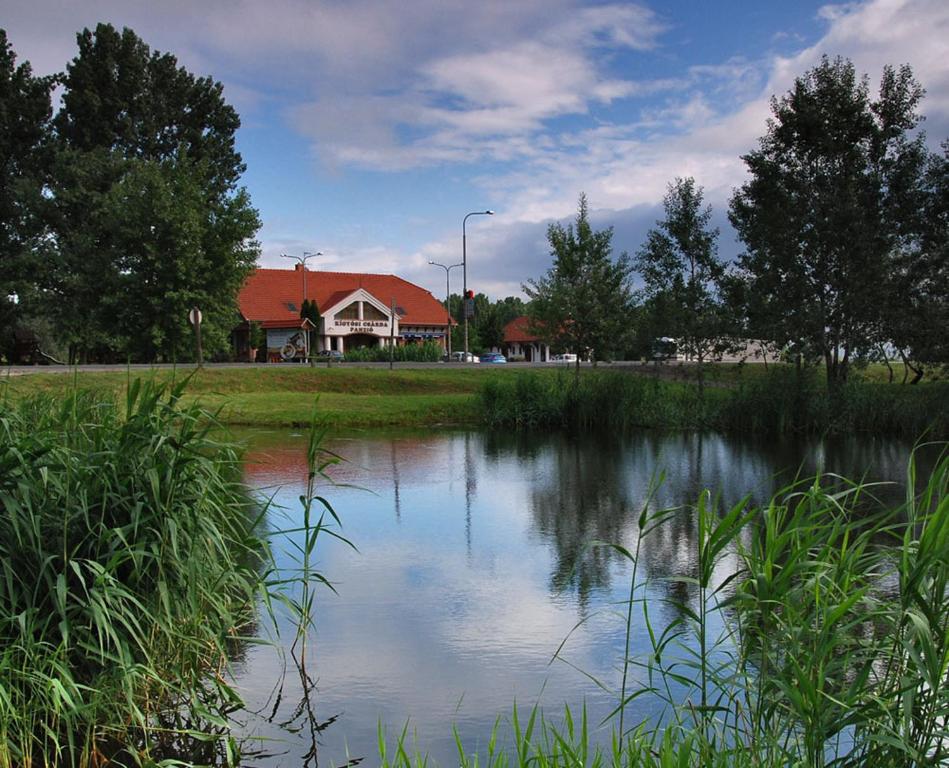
[462,210,493,362]
[281,250,322,362]
[428,260,463,358]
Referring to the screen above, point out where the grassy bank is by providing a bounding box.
[482,368,949,437]
[3,364,946,434]
[0,382,269,766]
[0,366,513,427]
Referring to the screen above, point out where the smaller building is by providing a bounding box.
[495,316,550,362]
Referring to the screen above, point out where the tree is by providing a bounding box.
[300,298,321,360]
[525,194,634,370]
[636,178,731,392]
[885,142,949,382]
[0,29,53,359]
[47,24,259,362]
[729,56,929,386]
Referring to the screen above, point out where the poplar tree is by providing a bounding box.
[729,56,929,386]
[636,177,730,392]
[525,194,634,369]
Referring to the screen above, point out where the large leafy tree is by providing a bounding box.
[0,30,53,359]
[729,56,930,386]
[636,177,731,391]
[48,23,259,362]
[885,142,949,382]
[525,194,634,368]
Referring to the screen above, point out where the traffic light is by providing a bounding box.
[465,289,474,299]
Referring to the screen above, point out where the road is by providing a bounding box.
[2,360,675,375]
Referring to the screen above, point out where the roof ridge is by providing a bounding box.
[254,267,399,279]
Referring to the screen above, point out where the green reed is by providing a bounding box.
[0,379,273,767]
[380,449,949,767]
[481,368,948,437]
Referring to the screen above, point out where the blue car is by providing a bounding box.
[479,352,507,364]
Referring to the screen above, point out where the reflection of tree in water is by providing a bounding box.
[520,431,638,602]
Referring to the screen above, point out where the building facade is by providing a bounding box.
[234,266,452,361]
[492,316,550,362]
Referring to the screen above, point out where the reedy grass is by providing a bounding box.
[0,379,348,767]
[481,368,949,437]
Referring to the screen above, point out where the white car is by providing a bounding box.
[449,351,480,363]
[551,353,578,363]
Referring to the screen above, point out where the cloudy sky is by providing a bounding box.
[4,0,948,299]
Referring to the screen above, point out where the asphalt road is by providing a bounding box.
[2,360,673,376]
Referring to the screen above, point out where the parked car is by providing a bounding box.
[316,349,345,362]
[479,352,507,364]
[449,351,480,363]
[551,353,578,363]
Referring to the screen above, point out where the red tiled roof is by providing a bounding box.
[238,268,450,327]
[504,316,543,343]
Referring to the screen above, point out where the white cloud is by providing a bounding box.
[4,0,947,299]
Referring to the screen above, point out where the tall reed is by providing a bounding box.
[0,379,268,766]
[481,368,949,437]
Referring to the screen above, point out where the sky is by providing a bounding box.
[3,0,948,300]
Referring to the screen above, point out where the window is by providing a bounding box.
[364,303,387,321]
[337,301,360,319]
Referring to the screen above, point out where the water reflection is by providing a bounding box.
[232,428,927,766]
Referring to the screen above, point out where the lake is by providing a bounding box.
[230,428,926,766]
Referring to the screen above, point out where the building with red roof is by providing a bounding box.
[493,316,550,362]
[235,266,452,361]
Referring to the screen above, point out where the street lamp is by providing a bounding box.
[428,260,463,358]
[281,250,322,361]
[462,210,494,362]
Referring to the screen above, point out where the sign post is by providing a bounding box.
[188,307,203,366]
[389,297,395,370]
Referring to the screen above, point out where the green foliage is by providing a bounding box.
[445,293,525,354]
[343,340,443,363]
[887,141,949,381]
[481,370,715,431]
[0,29,54,356]
[38,23,260,363]
[481,368,949,437]
[729,56,933,385]
[248,320,266,350]
[636,178,733,386]
[525,194,634,365]
[0,380,267,765]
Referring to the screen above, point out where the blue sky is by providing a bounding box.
[5,0,948,299]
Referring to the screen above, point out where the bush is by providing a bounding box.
[343,340,443,363]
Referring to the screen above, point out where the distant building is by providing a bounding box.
[493,316,550,362]
[234,266,451,361]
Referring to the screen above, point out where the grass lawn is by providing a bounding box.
[0,365,523,428]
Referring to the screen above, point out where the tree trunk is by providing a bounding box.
[880,344,894,383]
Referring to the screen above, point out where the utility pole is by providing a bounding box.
[429,261,462,358]
[462,210,494,362]
[281,250,323,363]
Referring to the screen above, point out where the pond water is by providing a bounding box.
[230,428,928,766]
